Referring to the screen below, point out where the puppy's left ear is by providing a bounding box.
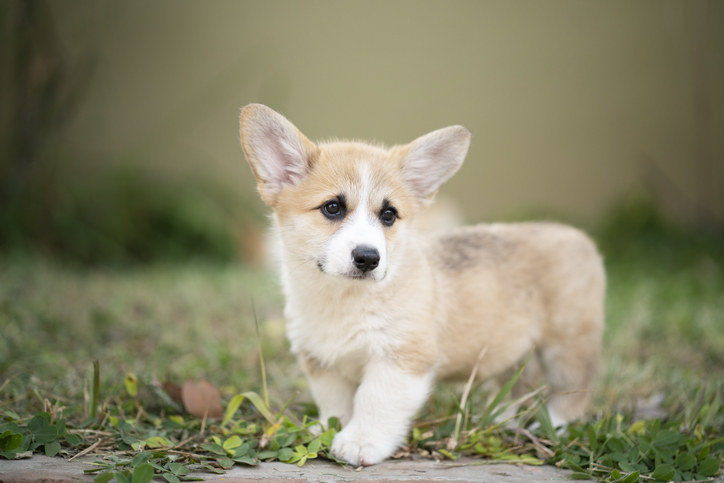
[398,125,471,202]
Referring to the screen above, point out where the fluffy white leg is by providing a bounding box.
[305,367,356,432]
[331,362,433,466]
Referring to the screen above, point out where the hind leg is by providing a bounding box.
[538,228,605,426]
[539,329,601,427]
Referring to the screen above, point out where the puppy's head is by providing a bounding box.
[239,104,470,281]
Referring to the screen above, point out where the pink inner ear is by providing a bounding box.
[402,126,470,199]
[404,150,458,199]
[268,142,305,188]
[256,126,309,193]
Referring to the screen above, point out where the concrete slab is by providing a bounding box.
[0,455,571,482]
[216,458,572,482]
[2,454,722,482]
[0,455,94,483]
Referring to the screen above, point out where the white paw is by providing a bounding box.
[330,428,392,466]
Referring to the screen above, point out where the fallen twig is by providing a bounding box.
[68,439,101,462]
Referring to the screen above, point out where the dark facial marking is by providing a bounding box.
[379,198,399,227]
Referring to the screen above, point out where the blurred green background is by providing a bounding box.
[1,0,722,264]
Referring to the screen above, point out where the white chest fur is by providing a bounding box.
[281,262,402,383]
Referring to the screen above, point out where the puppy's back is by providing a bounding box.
[427,222,605,382]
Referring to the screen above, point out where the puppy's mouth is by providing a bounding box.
[316,260,384,281]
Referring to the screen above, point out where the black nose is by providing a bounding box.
[351,246,380,273]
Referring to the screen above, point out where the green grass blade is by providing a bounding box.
[222,394,246,428]
[252,301,270,410]
[481,352,531,426]
[242,390,276,425]
[91,360,100,420]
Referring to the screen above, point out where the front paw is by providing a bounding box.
[330,427,392,466]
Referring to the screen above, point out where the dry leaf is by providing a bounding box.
[181,379,223,419]
[162,380,183,407]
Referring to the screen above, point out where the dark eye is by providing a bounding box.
[321,199,345,220]
[380,206,398,226]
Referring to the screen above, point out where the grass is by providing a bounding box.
[1,201,723,482]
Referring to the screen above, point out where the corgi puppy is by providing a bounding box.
[239,104,605,466]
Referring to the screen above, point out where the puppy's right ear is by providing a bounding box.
[240,104,318,205]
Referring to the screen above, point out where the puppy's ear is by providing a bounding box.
[240,104,318,205]
[398,125,471,202]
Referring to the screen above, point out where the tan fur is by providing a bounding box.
[428,222,605,418]
[239,104,605,465]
